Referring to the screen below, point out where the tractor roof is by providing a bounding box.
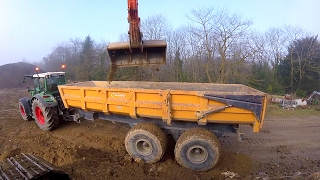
[32,72,66,78]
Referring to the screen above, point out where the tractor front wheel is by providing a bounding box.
[32,99,59,131]
[19,101,33,121]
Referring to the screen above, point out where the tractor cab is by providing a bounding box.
[24,72,66,96]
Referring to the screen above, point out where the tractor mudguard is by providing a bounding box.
[33,94,58,107]
[19,97,33,116]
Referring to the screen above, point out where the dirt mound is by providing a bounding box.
[0,62,43,89]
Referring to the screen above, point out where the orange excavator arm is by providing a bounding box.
[127,0,142,48]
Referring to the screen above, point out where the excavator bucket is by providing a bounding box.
[107,40,167,67]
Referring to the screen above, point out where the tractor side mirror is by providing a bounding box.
[23,77,26,84]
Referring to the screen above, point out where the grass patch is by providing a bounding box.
[265,103,320,118]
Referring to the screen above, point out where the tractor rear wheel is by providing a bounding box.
[19,101,33,121]
[125,122,167,164]
[32,99,59,131]
[174,128,221,171]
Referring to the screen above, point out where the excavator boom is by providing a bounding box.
[107,0,167,80]
[127,0,140,47]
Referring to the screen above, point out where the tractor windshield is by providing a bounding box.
[47,75,65,92]
[34,78,45,92]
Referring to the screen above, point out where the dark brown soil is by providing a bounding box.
[0,89,319,180]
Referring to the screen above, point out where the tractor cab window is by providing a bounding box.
[34,78,45,92]
[47,75,65,92]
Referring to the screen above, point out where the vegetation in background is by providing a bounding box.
[266,103,320,118]
[32,7,320,97]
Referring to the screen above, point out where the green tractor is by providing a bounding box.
[19,71,82,131]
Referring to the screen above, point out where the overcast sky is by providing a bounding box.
[0,0,319,66]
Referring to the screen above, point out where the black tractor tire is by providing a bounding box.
[19,101,33,121]
[174,128,221,171]
[125,122,167,164]
[32,98,59,131]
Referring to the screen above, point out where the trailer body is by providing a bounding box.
[58,81,267,134]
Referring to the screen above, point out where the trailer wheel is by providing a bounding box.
[19,101,33,121]
[174,128,221,171]
[32,99,59,131]
[125,122,167,164]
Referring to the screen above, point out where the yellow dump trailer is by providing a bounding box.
[57,81,267,171]
[58,81,266,131]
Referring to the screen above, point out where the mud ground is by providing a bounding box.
[0,89,319,180]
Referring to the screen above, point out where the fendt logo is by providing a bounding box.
[111,92,126,98]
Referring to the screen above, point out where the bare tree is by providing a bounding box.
[45,42,72,72]
[165,26,192,82]
[69,38,82,59]
[141,14,171,40]
[139,14,172,81]
[214,9,253,83]
[283,25,307,93]
[264,28,287,74]
[187,7,253,83]
[118,33,130,41]
[187,7,217,82]
[285,35,320,94]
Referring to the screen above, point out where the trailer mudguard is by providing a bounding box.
[32,94,58,107]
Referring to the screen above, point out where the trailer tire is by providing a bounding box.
[125,122,167,164]
[174,128,221,171]
[19,101,33,121]
[32,99,59,131]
